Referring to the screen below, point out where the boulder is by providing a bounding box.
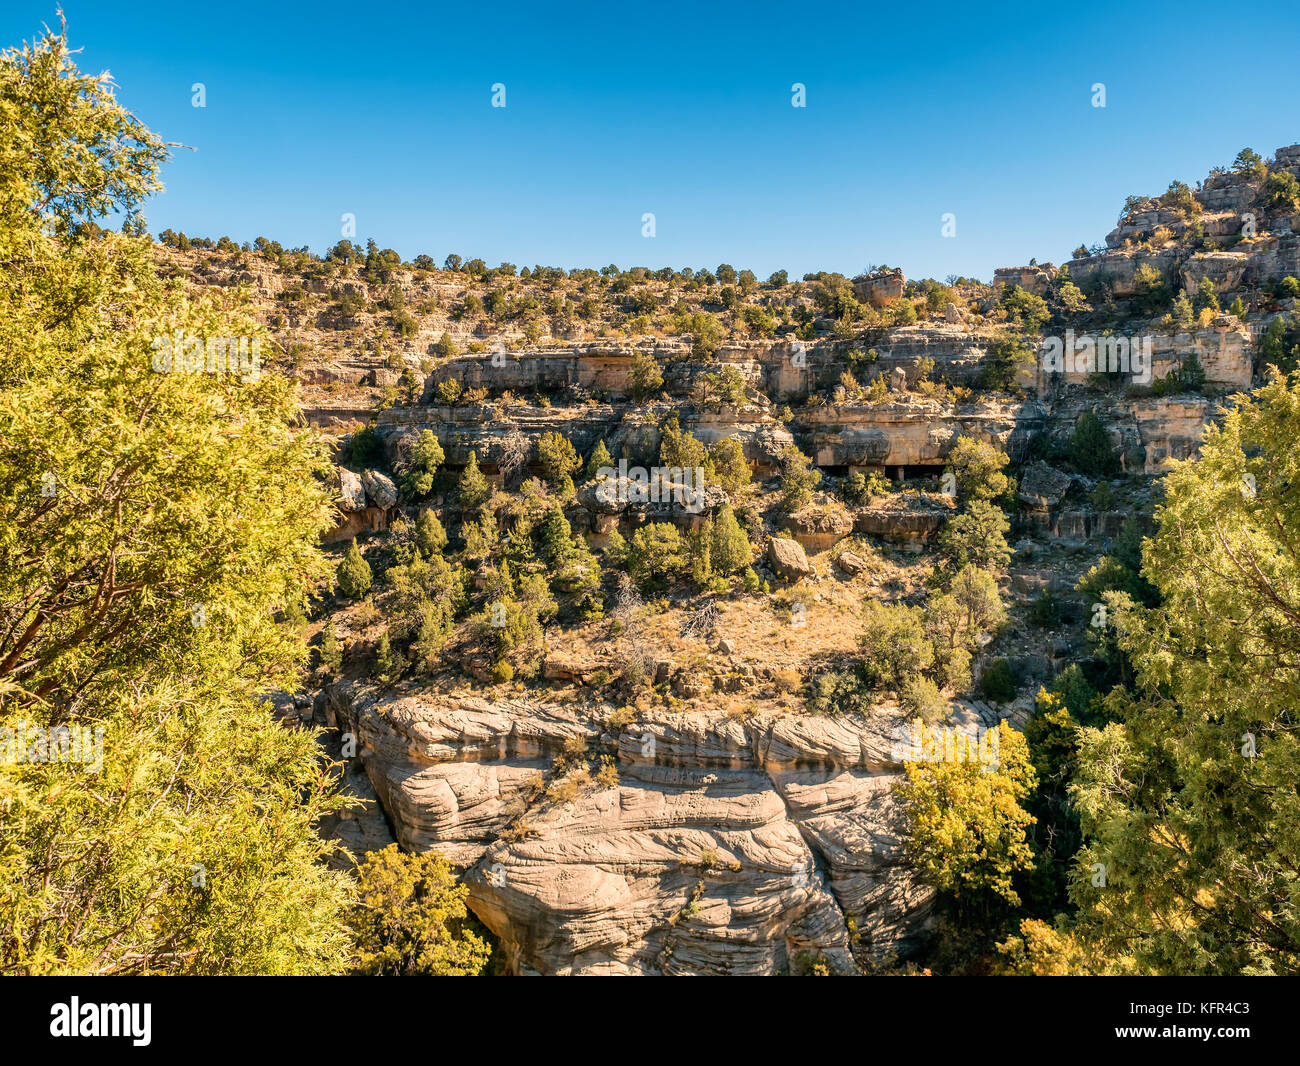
[338,468,366,512]
[766,536,815,581]
[1017,461,1078,513]
[361,469,398,509]
[780,506,854,552]
[836,550,868,575]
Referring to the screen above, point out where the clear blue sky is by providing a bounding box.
[8,1,1299,281]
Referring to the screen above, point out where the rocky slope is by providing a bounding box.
[242,144,1300,974]
[319,681,1026,974]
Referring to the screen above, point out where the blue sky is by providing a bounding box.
[7,1,1299,281]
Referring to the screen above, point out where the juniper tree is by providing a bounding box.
[1070,369,1300,974]
[0,23,351,974]
[337,540,373,600]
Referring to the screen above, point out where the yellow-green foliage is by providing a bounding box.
[897,723,1036,907]
[348,845,490,976]
[0,24,352,974]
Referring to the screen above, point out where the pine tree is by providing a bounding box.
[539,504,576,566]
[585,439,614,480]
[1068,411,1119,476]
[457,450,490,512]
[337,540,373,600]
[373,629,400,684]
[416,510,448,557]
[710,503,752,575]
[319,623,343,675]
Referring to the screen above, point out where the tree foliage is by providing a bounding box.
[347,845,490,976]
[0,24,351,974]
[1069,370,1300,974]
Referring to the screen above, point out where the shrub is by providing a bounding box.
[318,623,343,675]
[628,523,687,590]
[1029,590,1062,627]
[901,675,949,723]
[859,602,934,691]
[348,845,491,976]
[805,666,873,718]
[399,429,444,500]
[416,510,448,556]
[1067,411,1119,476]
[337,540,373,600]
[778,444,822,513]
[629,349,663,399]
[980,658,1017,702]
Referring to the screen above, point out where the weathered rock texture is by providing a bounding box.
[322,682,945,975]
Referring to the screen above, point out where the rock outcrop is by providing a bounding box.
[321,682,947,974]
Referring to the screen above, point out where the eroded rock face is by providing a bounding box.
[851,494,952,543]
[780,507,854,552]
[805,400,1045,469]
[1018,461,1080,513]
[321,683,938,975]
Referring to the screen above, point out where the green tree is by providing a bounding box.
[415,510,448,557]
[945,437,1014,506]
[937,501,1011,572]
[1068,411,1119,476]
[778,444,822,513]
[337,540,374,600]
[627,523,688,590]
[348,845,491,976]
[457,450,491,512]
[0,24,350,975]
[628,350,664,400]
[980,658,1016,701]
[1264,169,1300,212]
[399,429,444,500]
[1232,147,1266,180]
[1070,369,1300,974]
[319,623,343,675]
[979,331,1035,392]
[536,431,581,487]
[658,417,707,471]
[585,439,614,480]
[707,437,751,493]
[697,365,748,408]
[858,602,934,691]
[538,504,577,567]
[373,629,401,685]
[709,503,752,575]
